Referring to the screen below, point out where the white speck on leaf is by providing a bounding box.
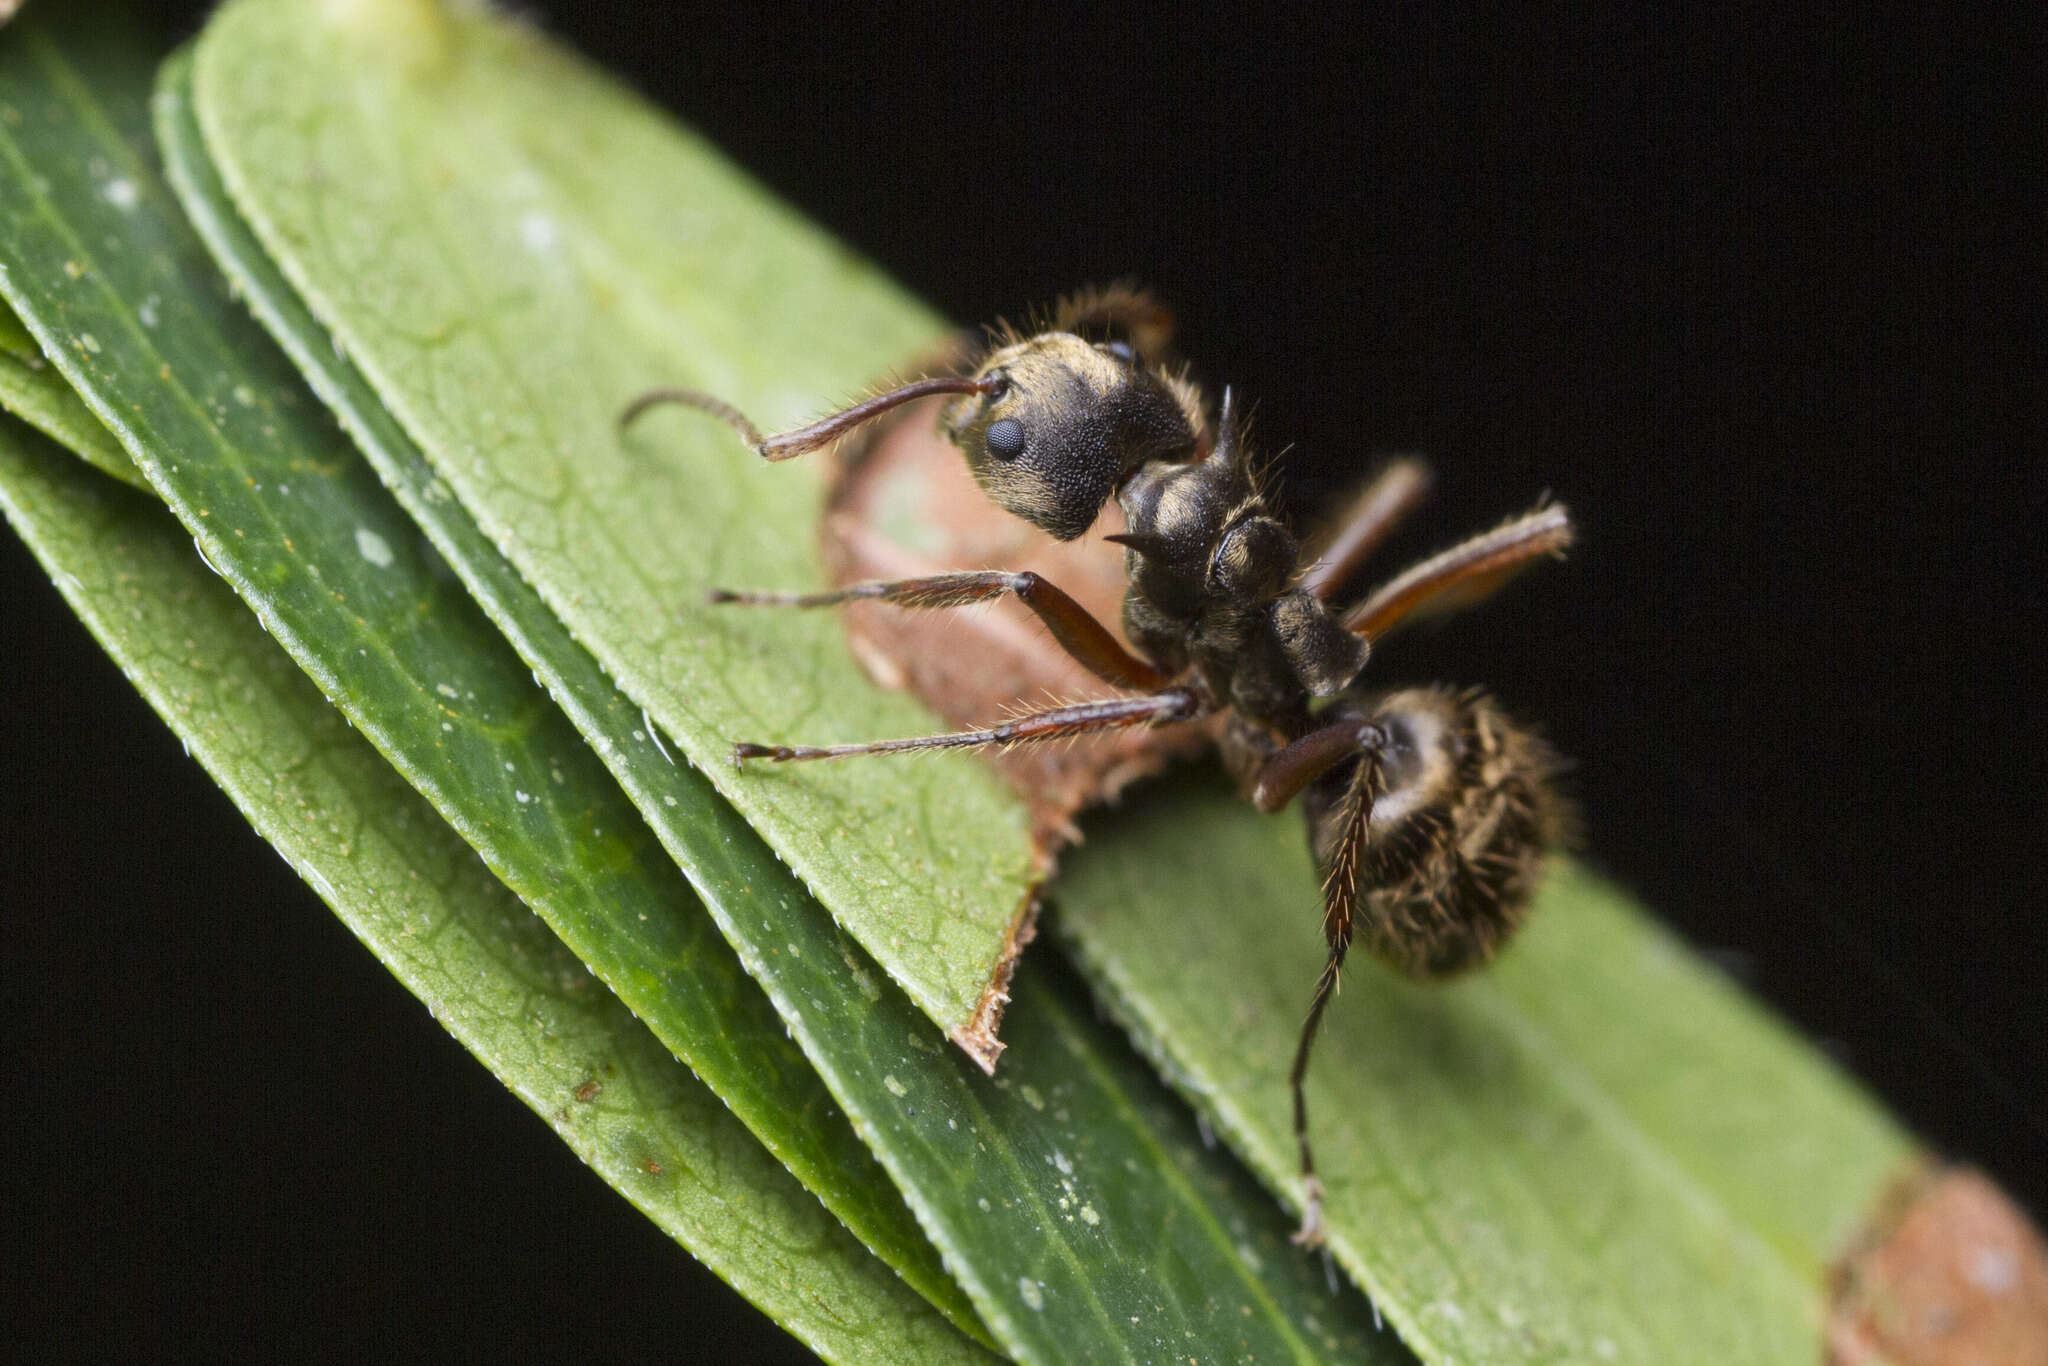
[882,1075,908,1098]
[1017,1278,1044,1311]
[520,212,557,251]
[102,177,138,209]
[1020,1084,1046,1112]
[354,526,393,567]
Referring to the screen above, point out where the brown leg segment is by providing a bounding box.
[712,569,1167,692]
[1049,283,1177,364]
[1290,747,1382,1248]
[1297,457,1435,606]
[731,688,1200,767]
[1249,717,1387,813]
[1340,501,1574,641]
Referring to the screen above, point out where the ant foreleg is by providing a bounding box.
[711,570,1167,692]
[730,688,1199,767]
[1340,501,1574,641]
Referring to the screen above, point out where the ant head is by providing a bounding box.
[939,333,1197,540]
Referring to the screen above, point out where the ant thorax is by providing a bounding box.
[1115,417,1368,732]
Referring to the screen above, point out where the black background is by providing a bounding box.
[6,4,2036,1361]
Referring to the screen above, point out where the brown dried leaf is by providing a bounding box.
[1829,1165,2048,1366]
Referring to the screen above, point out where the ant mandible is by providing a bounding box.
[624,285,1573,1246]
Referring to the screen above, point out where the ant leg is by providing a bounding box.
[731,687,1199,767]
[1248,717,1387,813]
[1340,501,1574,641]
[1049,283,1176,364]
[1296,458,1435,605]
[1290,946,1348,1248]
[711,570,1167,692]
[1289,749,1380,1248]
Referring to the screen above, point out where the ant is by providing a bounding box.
[624,285,1574,1246]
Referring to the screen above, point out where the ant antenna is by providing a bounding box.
[620,375,1005,462]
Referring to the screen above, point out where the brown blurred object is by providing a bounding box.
[1829,1165,2048,1366]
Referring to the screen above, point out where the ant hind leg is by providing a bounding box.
[1249,715,1388,814]
[1280,735,1384,1247]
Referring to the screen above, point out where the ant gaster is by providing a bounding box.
[624,286,1574,1246]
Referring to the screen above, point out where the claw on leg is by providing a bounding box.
[1291,1175,1328,1248]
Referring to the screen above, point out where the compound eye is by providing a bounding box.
[985,416,1027,462]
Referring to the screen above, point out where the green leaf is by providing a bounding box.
[1055,776,1919,1363]
[171,5,1414,1359]
[1,292,41,357]
[0,413,988,1366]
[0,9,977,1333]
[187,0,1033,1054]
[0,297,147,489]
